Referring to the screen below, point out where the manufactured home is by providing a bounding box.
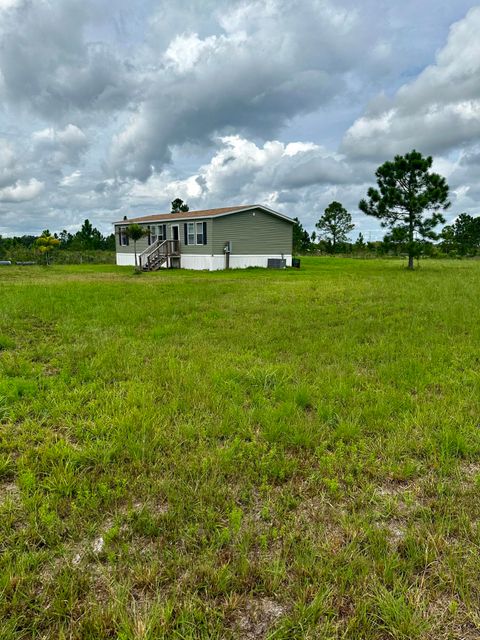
[114,204,294,271]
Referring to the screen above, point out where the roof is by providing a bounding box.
[114,204,294,225]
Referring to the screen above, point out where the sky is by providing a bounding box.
[0,0,479,240]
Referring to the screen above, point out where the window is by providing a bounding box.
[184,221,206,245]
[196,222,204,245]
[188,222,195,245]
[119,227,129,246]
[150,225,157,244]
[158,224,166,241]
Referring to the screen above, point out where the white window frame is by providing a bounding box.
[158,225,166,242]
[119,227,128,246]
[187,222,195,245]
[149,225,157,245]
[196,221,204,245]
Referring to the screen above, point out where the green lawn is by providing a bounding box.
[1,258,479,639]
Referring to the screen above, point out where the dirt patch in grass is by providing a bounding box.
[459,461,480,483]
[373,482,425,546]
[229,596,287,639]
[378,475,430,509]
[383,519,407,545]
[0,481,20,506]
[428,594,480,639]
[295,495,347,551]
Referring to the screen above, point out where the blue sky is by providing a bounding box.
[0,0,479,239]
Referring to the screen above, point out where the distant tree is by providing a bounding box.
[440,213,480,255]
[382,227,410,256]
[126,224,148,268]
[35,231,60,265]
[292,217,312,254]
[354,232,366,251]
[103,233,116,251]
[59,229,73,247]
[316,201,354,253]
[171,198,189,213]
[72,219,103,250]
[366,240,384,256]
[359,150,450,269]
[439,224,456,254]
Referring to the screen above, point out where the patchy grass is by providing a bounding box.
[0,257,480,639]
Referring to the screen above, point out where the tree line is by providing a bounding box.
[0,219,115,263]
[294,150,480,268]
[0,199,192,264]
[294,210,480,258]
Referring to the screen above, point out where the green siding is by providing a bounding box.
[179,220,213,255]
[115,209,293,257]
[115,219,212,255]
[211,209,292,255]
[114,227,149,254]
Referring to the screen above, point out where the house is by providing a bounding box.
[114,204,294,270]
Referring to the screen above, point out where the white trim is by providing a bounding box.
[187,221,195,245]
[119,226,129,246]
[195,221,204,245]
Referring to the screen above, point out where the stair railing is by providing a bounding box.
[139,239,180,270]
[138,238,162,269]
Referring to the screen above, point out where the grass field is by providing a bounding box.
[1,257,480,639]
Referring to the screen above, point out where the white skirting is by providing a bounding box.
[116,253,137,266]
[116,253,292,270]
[177,254,292,271]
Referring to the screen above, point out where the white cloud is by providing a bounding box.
[0,0,478,237]
[109,0,384,180]
[33,124,88,166]
[342,6,480,159]
[60,170,82,187]
[0,0,20,10]
[0,140,18,188]
[0,178,44,202]
[125,135,363,230]
[33,124,87,146]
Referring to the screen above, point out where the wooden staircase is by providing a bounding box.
[138,239,180,271]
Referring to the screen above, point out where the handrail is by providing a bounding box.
[139,239,180,269]
[139,238,163,262]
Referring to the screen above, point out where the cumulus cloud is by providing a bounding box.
[0,0,139,120]
[0,0,479,237]
[0,178,44,203]
[109,0,387,180]
[33,124,89,166]
[129,135,354,204]
[342,6,480,159]
[127,135,371,235]
[0,141,19,189]
[0,0,20,10]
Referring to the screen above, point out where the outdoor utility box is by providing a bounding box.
[267,258,286,269]
[292,258,301,268]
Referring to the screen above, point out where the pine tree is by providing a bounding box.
[171,198,189,213]
[316,202,354,253]
[359,150,450,269]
